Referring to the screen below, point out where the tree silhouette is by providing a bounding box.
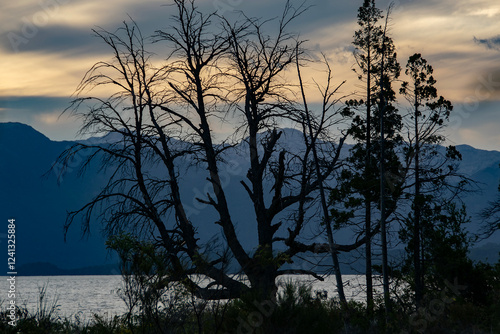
[55,0,352,302]
[399,53,471,309]
[333,0,401,312]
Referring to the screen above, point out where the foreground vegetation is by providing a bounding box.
[2,265,499,334]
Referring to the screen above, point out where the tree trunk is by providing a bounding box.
[365,43,374,313]
[379,10,391,315]
[295,53,348,308]
[414,94,423,307]
[247,264,278,303]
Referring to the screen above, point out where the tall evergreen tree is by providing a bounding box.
[400,53,464,307]
[332,0,401,312]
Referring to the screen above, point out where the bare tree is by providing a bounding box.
[56,0,353,303]
[295,51,349,308]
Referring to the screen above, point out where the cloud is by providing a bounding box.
[0,96,81,140]
[446,100,500,150]
[0,25,101,55]
[474,35,500,51]
[1,0,500,149]
[467,67,500,101]
[0,96,71,115]
[0,51,100,97]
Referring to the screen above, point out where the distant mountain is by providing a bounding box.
[1,122,499,275]
[455,144,500,229]
[0,122,116,273]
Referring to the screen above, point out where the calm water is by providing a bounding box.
[1,275,126,320]
[1,274,379,320]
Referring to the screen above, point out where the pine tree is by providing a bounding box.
[333,0,401,312]
[400,53,463,307]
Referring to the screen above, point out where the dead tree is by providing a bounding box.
[57,0,367,302]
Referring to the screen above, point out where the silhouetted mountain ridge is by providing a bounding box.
[1,122,499,275]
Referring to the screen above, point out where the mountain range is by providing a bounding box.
[1,122,499,275]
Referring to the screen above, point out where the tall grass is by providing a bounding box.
[0,279,498,333]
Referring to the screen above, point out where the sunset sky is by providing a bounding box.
[1,0,499,150]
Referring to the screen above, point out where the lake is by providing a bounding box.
[1,274,380,320]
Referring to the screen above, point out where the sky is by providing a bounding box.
[1,0,500,150]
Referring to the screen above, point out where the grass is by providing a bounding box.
[1,280,499,333]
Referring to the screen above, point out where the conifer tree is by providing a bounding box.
[400,53,464,307]
[332,0,401,312]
